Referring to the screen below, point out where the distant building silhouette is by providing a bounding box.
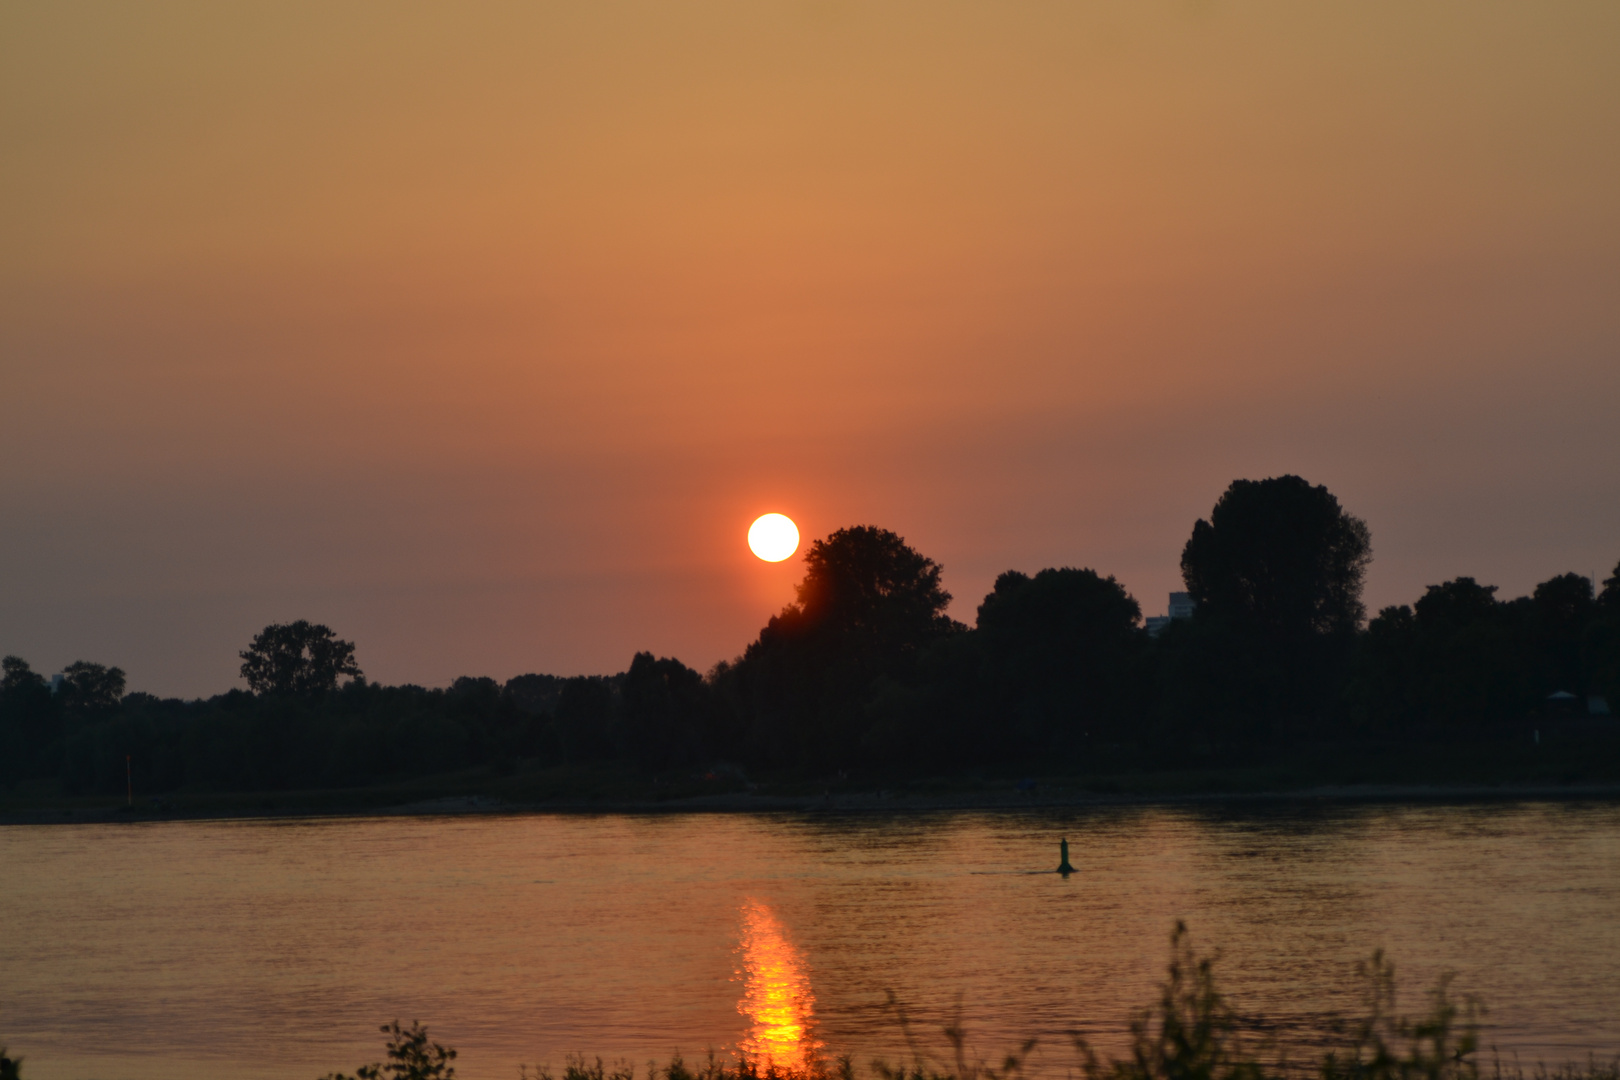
[1146,591,1196,637]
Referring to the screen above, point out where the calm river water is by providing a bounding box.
[3,802,1619,1080]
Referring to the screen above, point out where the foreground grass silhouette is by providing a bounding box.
[317,925,1619,1080]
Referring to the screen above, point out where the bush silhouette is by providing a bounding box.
[322,1020,457,1080]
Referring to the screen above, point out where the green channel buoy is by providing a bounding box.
[1057,837,1076,875]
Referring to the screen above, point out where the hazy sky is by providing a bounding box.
[3,2,1618,697]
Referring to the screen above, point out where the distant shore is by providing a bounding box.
[6,778,1620,826]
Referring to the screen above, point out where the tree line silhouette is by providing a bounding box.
[3,475,1617,797]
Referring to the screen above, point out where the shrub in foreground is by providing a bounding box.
[323,1020,458,1080]
[323,924,1617,1080]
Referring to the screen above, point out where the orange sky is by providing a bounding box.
[3,2,1618,695]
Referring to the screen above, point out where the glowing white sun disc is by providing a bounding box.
[748,514,800,562]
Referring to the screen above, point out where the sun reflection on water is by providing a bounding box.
[736,898,822,1069]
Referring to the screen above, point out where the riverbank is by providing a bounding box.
[6,783,1620,825]
[5,748,1620,825]
[7,726,1619,825]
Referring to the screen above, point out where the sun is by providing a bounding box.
[748,514,800,562]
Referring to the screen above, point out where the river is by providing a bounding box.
[3,801,1618,1080]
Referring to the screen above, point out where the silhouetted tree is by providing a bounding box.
[620,652,709,767]
[553,675,618,761]
[794,525,957,641]
[1181,475,1372,639]
[0,656,42,693]
[239,621,362,697]
[439,676,528,766]
[1413,576,1501,631]
[1531,573,1595,696]
[503,673,564,716]
[1348,578,1539,732]
[1344,604,1423,734]
[58,660,126,720]
[724,526,962,767]
[1602,560,1620,612]
[1169,476,1371,743]
[868,567,1148,764]
[0,656,59,781]
[1594,560,1620,707]
[1414,578,1530,729]
[971,568,1146,748]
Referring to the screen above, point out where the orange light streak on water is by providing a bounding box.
[736,899,822,1070]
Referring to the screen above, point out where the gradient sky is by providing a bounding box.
[3,2,1618,697]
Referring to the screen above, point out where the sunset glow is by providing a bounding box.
[4,6,1619,1079]
[736,899,820,1070]
[0,5,1615,695]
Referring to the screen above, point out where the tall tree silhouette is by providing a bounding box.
[724,526,961,767]
[1181,475,1371,639]
[973,568,1147,746]
[1168,476,1371,743]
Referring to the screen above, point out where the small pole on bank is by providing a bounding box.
[1057,837,1076,875]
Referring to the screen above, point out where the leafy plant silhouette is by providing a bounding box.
[322,1020,457,1080]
